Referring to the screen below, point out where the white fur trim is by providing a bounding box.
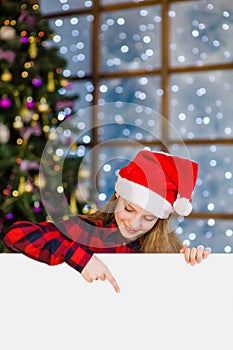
[173,197,192,216]
[115,176,173,219]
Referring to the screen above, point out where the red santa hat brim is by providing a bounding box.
[115,175,173,218]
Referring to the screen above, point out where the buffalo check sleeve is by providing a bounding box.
[2,220,94,272]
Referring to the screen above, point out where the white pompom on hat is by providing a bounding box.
[115,150,198,219]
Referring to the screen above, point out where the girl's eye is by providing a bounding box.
[144,217,155,222]
[125,206,133,212]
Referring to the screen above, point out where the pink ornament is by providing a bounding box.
[0,48,16,62]
[20,37,28,44]
[55,99,74,111]
[20,160,39,171]
[0,97,11,108]
[6,213,14,220]
[33,207,41,213]
[32,77,42,87]
[26,100,35,109]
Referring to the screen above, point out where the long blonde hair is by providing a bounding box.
[86,194,182,253]
[139,218,182,253]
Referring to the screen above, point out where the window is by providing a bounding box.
[40,0,233,252]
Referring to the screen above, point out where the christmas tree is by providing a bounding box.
[0,0,81,251]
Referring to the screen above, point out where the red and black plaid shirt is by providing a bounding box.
[1,216,141,273]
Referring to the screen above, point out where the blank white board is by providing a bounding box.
[0,253,232,350]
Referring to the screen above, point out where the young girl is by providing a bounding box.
[1,150,210,292]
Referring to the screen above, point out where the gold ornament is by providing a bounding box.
[79,168,91,179]
[32,113,39,121]
[37,97,49,113]
[18,176,26,195]
[43,125,50,133]
[88,206,97,215]
[47,71,55,92]
[1,69,12,82]
[70,143,77,151]
[34,174,46,189]
[24,181,33,192]
[32,3,39,11]
[28,37,37,59]
[20,106,33,122]
[70,191,78,214]
[17,177,33,194]
[13,116,23,129]
[60,78,68,88]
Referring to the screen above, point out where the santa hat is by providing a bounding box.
[115,150,198,219]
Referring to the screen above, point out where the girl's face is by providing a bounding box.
[114,194,158,241]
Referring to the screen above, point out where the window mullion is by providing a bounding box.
[161,0,170,151]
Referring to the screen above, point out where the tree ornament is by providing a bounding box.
[23,122,41,139]
[37,97,49,113]
[32,113,39,121]
[20,36,28,44]
[1,68,13,82]
[5,213,14,220]
[0,123,10,143]
[47,71,55,92]
[87,206,97,215]
[0,96,11,108]
[24,180,33,193]
[28,37,37,59]
[70,191,78,214]
[18,9,37,26]
[55,99,74,112]
[33,200,41,213]
[0,49,16,62]
[32,77,42,87]
[18,176,26,195]
[60,78,69,88]
[20,160,39,171]
[79,168,91,179]
[25,96,35,109]
[20,105,33,123]
[34,174,46,189]
[0,26,16,40]
[13,116,23,129]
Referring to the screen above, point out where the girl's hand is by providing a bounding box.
[81,255,120,293]
[180,245,210,265]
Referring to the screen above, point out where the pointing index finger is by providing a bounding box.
[105,269,120,293]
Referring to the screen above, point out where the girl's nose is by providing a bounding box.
[128,215,141,229]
